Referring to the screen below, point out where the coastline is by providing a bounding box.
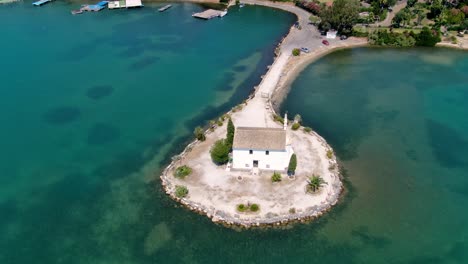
[159,1,368,228]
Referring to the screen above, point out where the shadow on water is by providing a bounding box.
[43,106,81,125]
[128,56,160,71]
[426,119,468,168]
[86,85,114,100]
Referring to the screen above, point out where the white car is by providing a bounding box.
[300,47,310,53]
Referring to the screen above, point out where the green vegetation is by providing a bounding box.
[173,165,192,179]
[416,27,441,47]
[210,139,230,165]
[292,48,300,56]
[307,175,327,193]
[289,207,296,214]
[291,122,301,130]
[194,126,206,141]
[288,154,297,175]
[271,172,282,182]
[303,127,312,133]
[318,0,360,34]
[237,203,246,212]
[369,27,440,47]
[326,149,333,159]
[175,185,189,198]
[273,114,284,124]
[237,203,260,212]
[226,118,235,149]
[250,204,259,212]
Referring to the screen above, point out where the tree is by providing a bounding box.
[288,154,297,175]
[210,139,230,164]
[194,126,206,141]
[319,0,360,33]
[416,27,441,47]
[226,118,235,149]
[173,165,192,179]
[292,48,300,56]
[307,175,327,193]
[445,9,465,25]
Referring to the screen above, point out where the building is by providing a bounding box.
[326,30,337,39]
[232,126,294,172]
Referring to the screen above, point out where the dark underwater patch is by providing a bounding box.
[87,123,120,145]
[426,119,468,168]
[129,56,159,71]
[86,85,114,100]
[43,106,81,125]
[351,226,391,249]
[233,65,247,72]
[215,72,236,91]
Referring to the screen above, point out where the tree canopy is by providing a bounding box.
[319,0,360,33]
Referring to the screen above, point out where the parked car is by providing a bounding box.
[320,30,327,36]
[300,47,310,53]
[322,40,329,46]
[340,35,348,40]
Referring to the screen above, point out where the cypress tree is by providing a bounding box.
[226,118,235,148]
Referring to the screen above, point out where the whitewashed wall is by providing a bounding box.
[232,146,294,171]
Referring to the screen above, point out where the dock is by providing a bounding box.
[81,1,108,12]
[32,0,52,6]
[108,0,143,9]
[158,4,172,12]
[192,9,227,20]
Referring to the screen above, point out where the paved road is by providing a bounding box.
[376,0,408,27]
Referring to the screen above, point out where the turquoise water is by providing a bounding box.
[2,2,468,264]
[0,2,298,263]
[281,48,468,263]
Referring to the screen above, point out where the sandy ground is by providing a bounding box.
[437,36,468,50]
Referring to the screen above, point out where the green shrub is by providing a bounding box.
[194,126,206,141]
[273,114,284,124]
[307,175,327,193]
[292,48,300,56]
[217,119,223,126]
[173,165,192,179]
[291,123,300,130]
[416,27,441,47]
[175,185,188,198]
[288,154,297,174]
[289,208,296,214]
[326,150,333,159]
[303,127,312,132]
[237,204,246,212]
[250,204,259,212]
[210,139,230,165]
[271,172,282,182]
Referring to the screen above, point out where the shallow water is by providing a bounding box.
[0,3,299,263]
[281,47,468,263]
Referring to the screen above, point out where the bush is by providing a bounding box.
[271,172,282,182]
[210,139,230,164]
[326,150,333,159]
[250,204,259,212]
[175,185,188,198]
[273,114,284,124]
[291,122,300,130]
[194,126,206,141]
[303,127,312,132]
[173,165,192,179]
[289,208,296,214]
[292,48,300,56]
[416,27,441,47]
[288,154,297,174]
[237,204,246,212]
[369,30,417,47]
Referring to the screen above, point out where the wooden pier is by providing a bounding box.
[158,4,172,12]
[192,9,227,20]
